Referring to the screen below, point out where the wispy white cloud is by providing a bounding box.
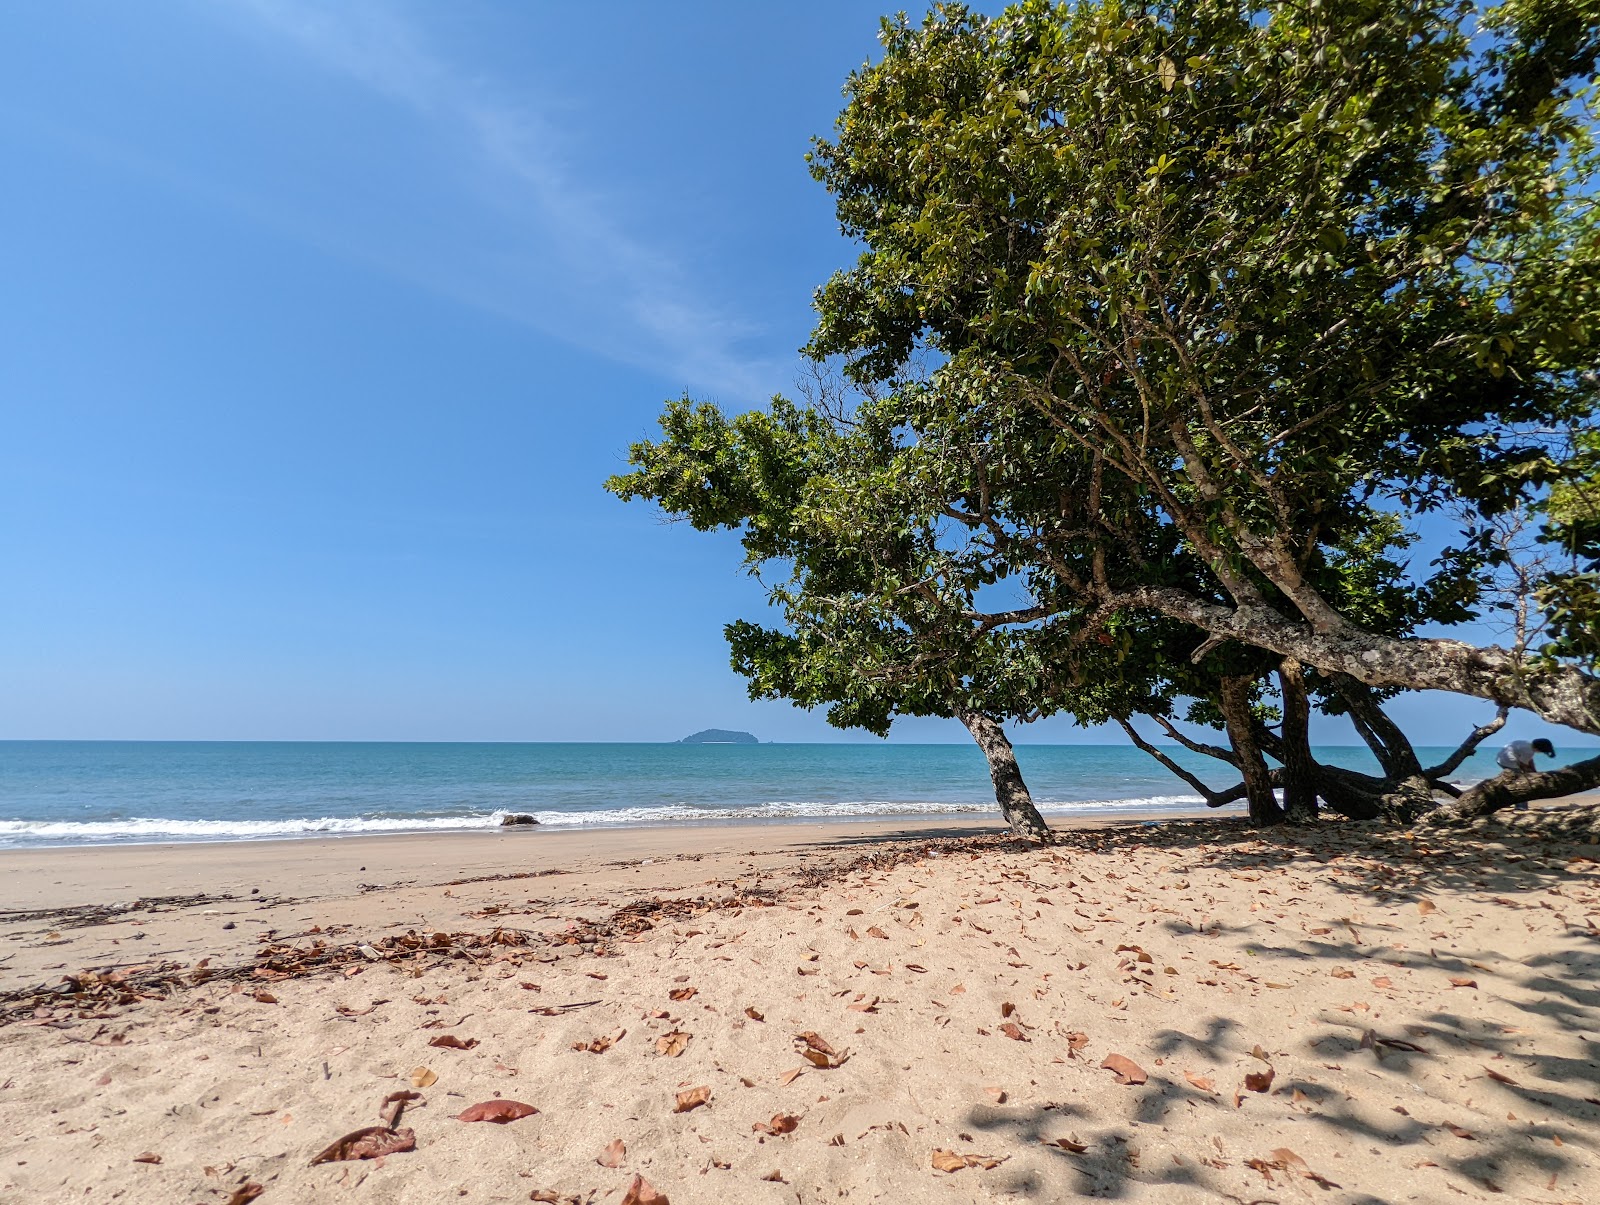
[221,0,782,396]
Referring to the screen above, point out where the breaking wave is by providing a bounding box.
[0,794,1209,847]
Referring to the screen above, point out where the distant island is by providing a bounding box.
[677,728,759,745]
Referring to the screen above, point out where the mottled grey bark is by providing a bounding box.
[1277,660,1319,824]
[954,708,1053,841]
[1419,753,1600,826]
[1218,676,1284,826]
[1118,586,1600,736]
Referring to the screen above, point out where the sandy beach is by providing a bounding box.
[3,813,1599,1203]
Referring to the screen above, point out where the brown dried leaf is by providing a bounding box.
[1271,1147,1341,1188]
[224,1184,265,1205]
[1484,1066,1520,1086]
[1449,977,1479,989]
[428,1035,478,1050]
[455,1099,538,1124]
[744,1006,764,1022]
[984,1086,1007,1104]
[597,1138,626,1168]
[1445,1123,1476,1140]
[621,1174,670,1205]
[408,1066,437,1088]
[1244,1066,1276,1093]
[132,1152,162,1165]
[656,1030,690,1058]
[931,1148,1008,1172]
[866,926,889,939]
[573,1028,625,1054]
[668,986,697,1002]
[931,1149,968,1173]
[999,1022,1029,1042]
[1100,1053,1147,1085]
[1417,900,1437,916]
[309,1125,416,1164]
[752,1112,800,1136]
[380,1089,421,1127]
[1043,1137,1088,1153]
[674,1085,711,1113]
[1184,1071,1216,1094]
[778,1068,805,1086]
[795,1031,848,1068]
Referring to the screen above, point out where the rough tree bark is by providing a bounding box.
[1113,587,1600,736]
[954,708,1054,841]
[1419,752,1600,826]
[1277,660,1319,824]
[1218,675,1284,826]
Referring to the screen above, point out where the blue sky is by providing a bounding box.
[0,1,1578,748]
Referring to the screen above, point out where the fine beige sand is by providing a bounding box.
[2,813,1599,1203]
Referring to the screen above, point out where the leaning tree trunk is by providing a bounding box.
[954,709,1053,841]
[1419,752,1600,827]
[1218,676,1285,826]
[1276,660,1319,824]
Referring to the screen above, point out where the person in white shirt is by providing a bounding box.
[1495,739,1554,811]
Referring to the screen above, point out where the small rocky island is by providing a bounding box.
[677,728,759,745]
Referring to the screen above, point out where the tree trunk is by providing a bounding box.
[954,709,1053,841]
[1276,660,1319,824]
[1332,676,1423,780]
[1218,676,1284,826]
[1419,752,1600,826]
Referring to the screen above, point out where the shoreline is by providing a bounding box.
[0,800,1215,854]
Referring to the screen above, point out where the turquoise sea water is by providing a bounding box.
[0,740,1523,849]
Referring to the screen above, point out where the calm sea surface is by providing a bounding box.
[0,741,1511,848]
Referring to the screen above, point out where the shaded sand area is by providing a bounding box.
[2,815,1599,1202]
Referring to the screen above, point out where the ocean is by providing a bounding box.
[0,740,1517,849]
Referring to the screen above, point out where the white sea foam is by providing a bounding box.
[0,794,1210,846]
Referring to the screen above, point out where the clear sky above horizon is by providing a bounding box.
[0,0,1582,749]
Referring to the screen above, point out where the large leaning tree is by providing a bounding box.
[797,0,1600,807]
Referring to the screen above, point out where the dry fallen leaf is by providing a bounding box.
[867,926,889,940]
[931,1148,1008,1172]
[1100,1054,1148,1085]
[1042,1137,1088,1153]
[1484,1066,1520,1086]
[778,1068,805,1086]
[224,1184,265,1205]
[744,1006,764,1022]
[1445,1123,1476,1140]
[669,986,697,1002]
[455,1099,538,1124]
[656,1030,690,1058]
[1449,977,1479,989]
[1000,1022,1029,1042]
[1417,900,1437,916]
[380,1090,421,1127]
[132,1153,162,1165]
[795,1031,849,1068]
[408,1066,438,1088]
[1270,1147,1341,1188]
[621,1173,670,1205]
[573,1028,626,1054]
[428,1035,478,1050]
[1244,1066,1276,1093]
[752,1113,800,1136]
[1184,1071,1216,1094]
[309,1126,416,1164]
[984,1086,1007,1104]
[598,1138,626,1168]
[674,1085,711,1113]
